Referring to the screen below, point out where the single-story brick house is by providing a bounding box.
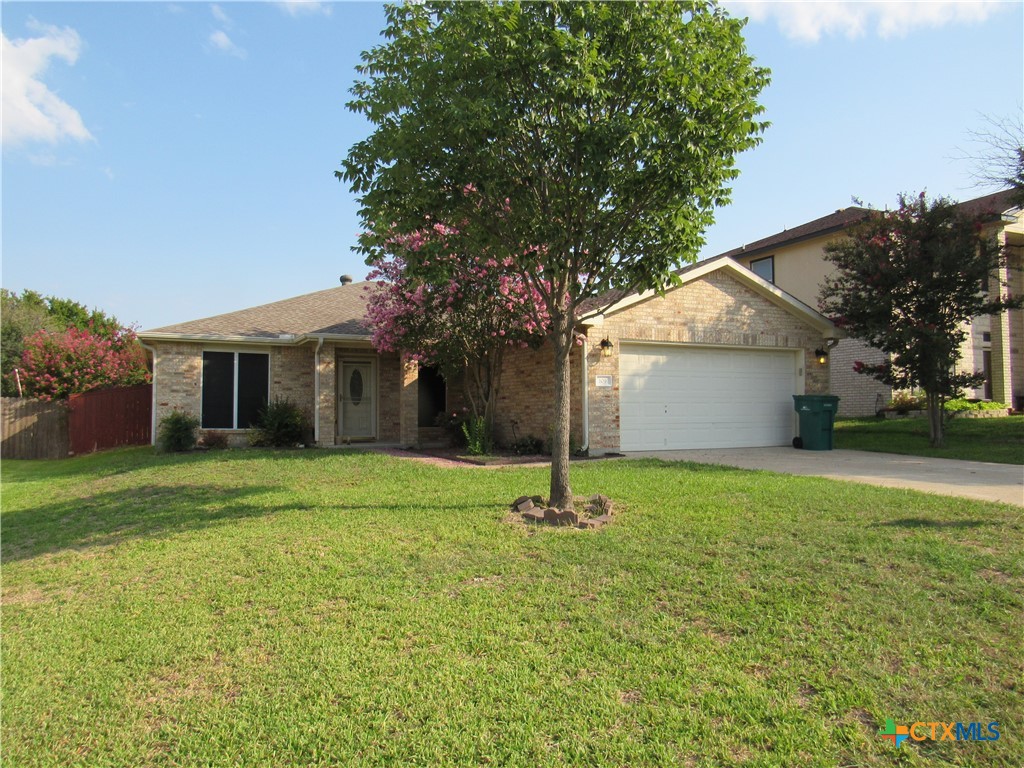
[139,256,841,453]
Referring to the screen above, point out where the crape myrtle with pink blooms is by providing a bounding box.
[363,219,560,433]
[819,192,1023,448]
[342,2,769,509]
[13,325,150,402]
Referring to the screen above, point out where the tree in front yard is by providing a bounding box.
[14,325,150,402]
[342,1,769,508]
[363,223,549,437]
[819,192,1023,447]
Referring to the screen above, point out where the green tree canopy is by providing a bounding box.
[342,1,769,507]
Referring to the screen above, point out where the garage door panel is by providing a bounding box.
[619,344,798,450]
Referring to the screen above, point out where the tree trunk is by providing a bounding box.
[926,390,944,448]
[548,311,574,510]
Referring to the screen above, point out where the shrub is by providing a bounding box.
[887,391,926,414]
[436,409,469,447]
[249,398,310,448]
[510,435,544,455]
[158,411,199,453]
[945,398,1009,412]
[199,430,229,449]
[543,427,582,457]
[460,415,493,455]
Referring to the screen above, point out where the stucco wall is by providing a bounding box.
[733,232,839,308]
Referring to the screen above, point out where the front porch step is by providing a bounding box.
[418,426,450,447]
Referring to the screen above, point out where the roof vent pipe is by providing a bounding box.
[340,275,353,285]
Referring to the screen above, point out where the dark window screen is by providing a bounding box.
[237,353,269,428]
[750,256,774,283]
[202,352,234,428]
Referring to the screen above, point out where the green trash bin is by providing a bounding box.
[792,395,840,451]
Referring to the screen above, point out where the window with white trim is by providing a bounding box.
[749,255,774,283]
[202,351,269,429]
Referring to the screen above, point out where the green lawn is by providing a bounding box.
[834,415,1024,464]
[2,448,1021,767]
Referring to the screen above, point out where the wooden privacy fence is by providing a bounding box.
[68,384,152,455]
[1,384,152,459]
[1,398,69,459]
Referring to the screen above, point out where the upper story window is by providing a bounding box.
[202,351,269,429]
[749,255,775,284]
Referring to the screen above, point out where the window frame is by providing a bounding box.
[749,255,775,284]
[201,348,270,430]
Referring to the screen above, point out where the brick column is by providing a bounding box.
[990,253,1013,405]
[399,355,419,447]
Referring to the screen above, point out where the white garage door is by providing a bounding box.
[620,344,799,450]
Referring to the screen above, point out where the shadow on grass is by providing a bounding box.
[874,518,993,530]
[2,478,502,563]
[1,483,292,563]
[0,446,379,485]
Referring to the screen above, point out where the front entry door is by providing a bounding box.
[339,360,375,440]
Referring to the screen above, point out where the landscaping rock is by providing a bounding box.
[578,518,604,530]
[592,514,612,525]
[512,496,532,509]
[515,498,536,513]
[589,494,610,506]
[543,507,578,526]
[522,509,546,523]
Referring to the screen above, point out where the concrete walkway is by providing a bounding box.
[623,447,1024,506]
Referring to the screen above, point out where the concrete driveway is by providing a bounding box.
[622,447,1024,506]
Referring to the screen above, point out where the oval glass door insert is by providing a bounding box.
[349,369,363,406]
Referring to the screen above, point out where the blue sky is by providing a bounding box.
[2,1,1022,331]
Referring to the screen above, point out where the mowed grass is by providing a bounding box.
[834,415,1024,464]
[2,448,1022,768]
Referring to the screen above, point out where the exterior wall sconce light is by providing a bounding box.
[599,338,614,357]
[814,348,828,365]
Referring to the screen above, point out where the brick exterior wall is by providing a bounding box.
[271,345,315,424]
[151,340,410,448]
[991,250,1024,409]
[493,344,584,449]
[829,338,891,417]
[152,342,203,425]
[579,270,831,453]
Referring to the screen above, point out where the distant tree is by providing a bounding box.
[364,223,549,437]
[819,193,1024,447]
[15,326,150,402]
[342,1,769,508]
[959,111,1024,206]
[1,290,59,395]
[1,289,145,398]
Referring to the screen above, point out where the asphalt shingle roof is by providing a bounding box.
[142,282,372,339]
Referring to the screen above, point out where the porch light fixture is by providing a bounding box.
[599,338,614,358]
[814,348,828,365]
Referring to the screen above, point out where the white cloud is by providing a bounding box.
[208,30,246,59]
[1,21,93,147]
[211,4,232,27]
[726,1,1008,42]
[275,1,332,18]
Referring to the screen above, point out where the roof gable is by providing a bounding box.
[593,257,840,337]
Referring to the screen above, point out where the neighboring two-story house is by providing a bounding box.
[724,189,1024,416]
